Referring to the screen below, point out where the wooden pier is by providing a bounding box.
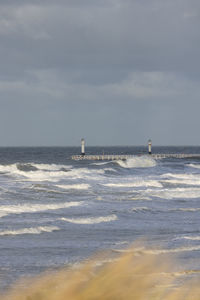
[71,154,200,161]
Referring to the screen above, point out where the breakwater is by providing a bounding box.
[71,154,200,160]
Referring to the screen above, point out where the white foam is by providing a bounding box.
[188,164,200,169]
[161,173,200,180]
[60,214,117,224]
[56,184,90,190]
[161,173,200,186]
[0,226,59,236]
[162,179,200,186]
[144,245,200,255]
[177,207,200,212]
[0,163,71,173]
[130,196,152,201]
[65,168,105,180]
[131,207,150,212]
[114,241,129,245]
[144,187,200,199]
[0,163,104,182]
[104,168,117,172]
[175,236,200,241]
[116,156,156,168]
[33,163,72,171]
[0,164,69,182]
[91,162,111,166]
[116,245,200,255]
[0,202,82,218]
[103,180,162,188]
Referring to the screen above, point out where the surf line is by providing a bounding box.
[71,139,200,161]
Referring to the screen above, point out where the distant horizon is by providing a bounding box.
[0,144,200,148]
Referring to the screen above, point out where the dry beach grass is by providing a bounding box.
[2,244,200,300]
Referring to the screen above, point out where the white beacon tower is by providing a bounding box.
[148,139,152,154]
[81,138,85,156]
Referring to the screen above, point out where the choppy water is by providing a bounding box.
[1,146,200,290]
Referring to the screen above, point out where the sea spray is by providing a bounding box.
[116,156,156,168]
[2,243,200,300]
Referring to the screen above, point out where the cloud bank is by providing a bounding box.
[0,0,199,145]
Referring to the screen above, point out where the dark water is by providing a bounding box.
[1,146,200,290]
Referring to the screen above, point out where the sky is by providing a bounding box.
[0,0,199,146]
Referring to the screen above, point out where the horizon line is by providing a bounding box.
[0,145,199,148]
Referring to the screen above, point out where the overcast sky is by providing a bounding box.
[0,0,199,146]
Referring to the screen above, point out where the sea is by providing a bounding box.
[1,146,200,291]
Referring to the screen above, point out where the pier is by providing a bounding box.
[71,154,200,161]
[71,139,200,161]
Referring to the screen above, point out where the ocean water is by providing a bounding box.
[1,146,200,291]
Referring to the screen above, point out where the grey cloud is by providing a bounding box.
[0,0,199,73]
[0,0,199,145]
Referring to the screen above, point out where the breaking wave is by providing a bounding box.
[103,180,162,188]
[114,245,200,255]
[0,226,59,236]
[60,214,117,224]
[188,163,200,169]
[0,163,105,182]
[175,236,200,241]
[177,207,200,212]
[131,207,150,212]
[56,184,91,190]
[91,161,111,166]
[0,202,82,218]
[116,156,156,168]
[161,173,200,180]
[0,163,72,173]
[144,245,200,254]
[144,187,200,199]
[161,172,200,186]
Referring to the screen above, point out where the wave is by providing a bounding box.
[56,184,90,190]
[129,207,200,213]
[0,163,104,182]
[177,207,200,212]
[161,173,200,186]
[114,245,200,255]
[0,202,82,218]
[103,180,162,188]
[91,161,111,166]
[162,179,200,186]
[188,164,200,169]
[60,214,117,224]
[0,163,72,173]
[104,168,117,172]
[161,173,200,180]
[175,236,200,241]
[116,156,156,168]
[144,245,200,254]
[131,207,150,212]
[0,226,59,236]
[0,163,72,182]
[16,163,38,172]
[33,163,72,171]
[144,187,200,199]
[130,196,152,201]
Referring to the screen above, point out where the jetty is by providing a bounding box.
[71,139,200,161]
[71,153,200,161]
